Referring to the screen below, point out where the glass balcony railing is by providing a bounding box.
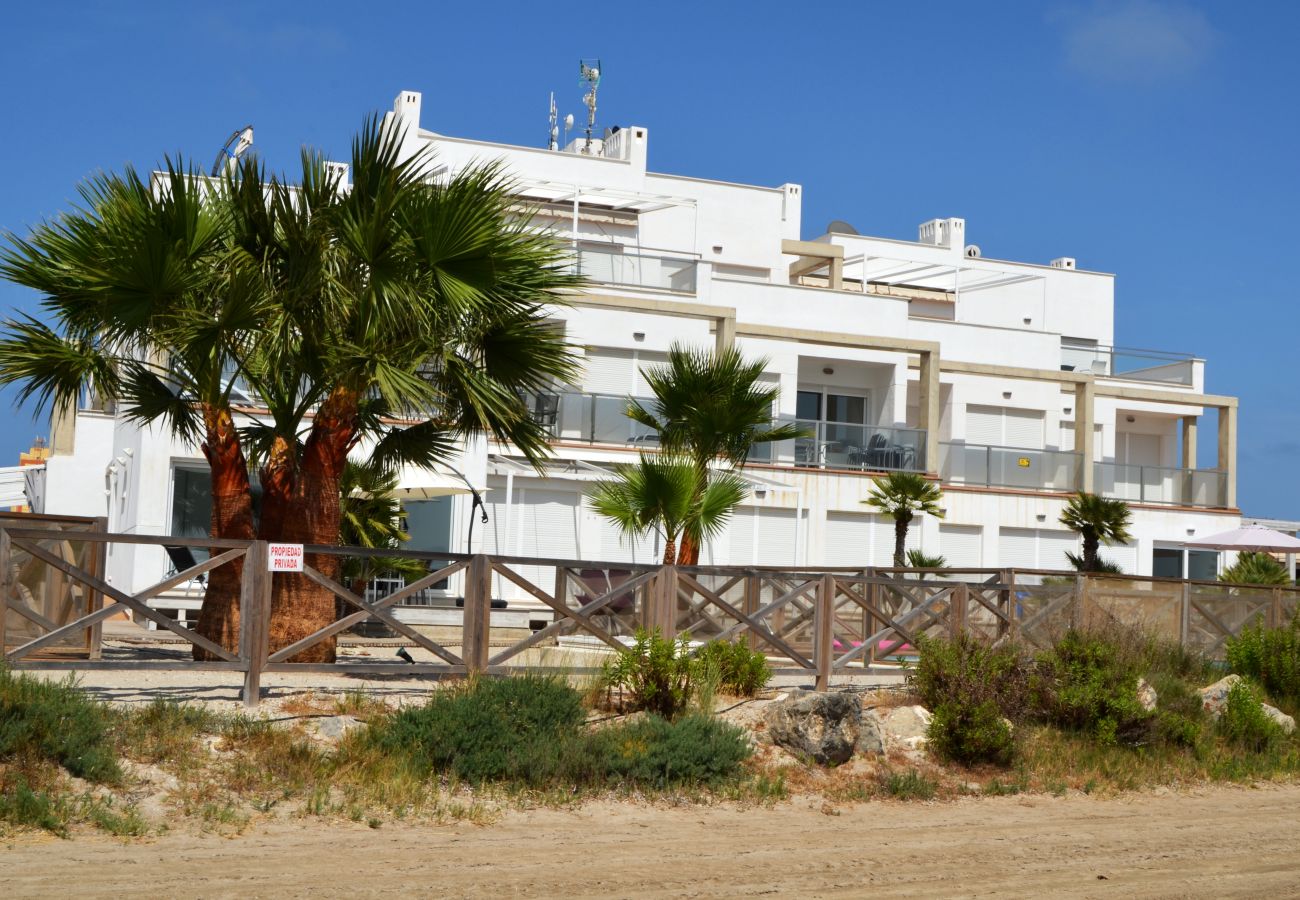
[1095,462,1228,508]
[574,245,698,294]
[1060,344,1196,386]
[518,390,661,446]
[768,419,925,473]
[940,443,1082,492]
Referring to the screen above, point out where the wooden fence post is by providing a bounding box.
[815,574,834,691]
[462,554,492,675]
[950,583,969,639]
[1270,587,1283,630]
[866,577,878,667]
[1073,575,1087,630]
[240,541,270,708]
[0,528,10,658]
[743,574,759,652]
[86,517,108,660]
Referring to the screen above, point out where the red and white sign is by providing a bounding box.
[268,543,304,573]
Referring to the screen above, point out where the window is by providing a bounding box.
[966,405,1045,449]
[1153,545,1220,579]
[170,466,212,540]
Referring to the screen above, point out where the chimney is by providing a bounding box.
[1050,257,1077,270]
[918,217,965,250]
[393,90,422,128]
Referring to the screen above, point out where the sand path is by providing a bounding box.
[5,783,1299,898]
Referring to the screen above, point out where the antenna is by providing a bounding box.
[548,92,558,150]
[579,59,602,154]
[563,113,574,148]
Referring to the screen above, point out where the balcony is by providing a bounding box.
[1060,343,1196,386]
[574,244,698,294]
[751,420,925,473]
[940,443,1082,492]
[1095,462,1228,508]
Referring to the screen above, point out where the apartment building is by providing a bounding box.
[39,88,1241,601]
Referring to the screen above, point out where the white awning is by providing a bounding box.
[385,464,488,501]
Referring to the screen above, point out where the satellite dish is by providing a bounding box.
[564,113,574,129]
[965,244,982,258]
[826,220,859,235]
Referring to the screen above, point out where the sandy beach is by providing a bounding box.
[5,783,1299,898]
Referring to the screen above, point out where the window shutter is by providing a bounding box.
[583,349,635,394]
[824,512,876,567]
[939,525,983,568]
[999,528,1039,569]
[1004,409,1045,449]
[966,405,1004,445]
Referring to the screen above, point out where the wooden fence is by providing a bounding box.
[3,523,1297,707]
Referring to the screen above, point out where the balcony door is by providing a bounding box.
[796,388,869,467]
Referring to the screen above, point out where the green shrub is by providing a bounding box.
[1226,620,1300,706]
[0,669,120,783]
[0,779,65,835]
[912,634,1028,765]
[881,769,936,800]
[1149,673,1206,749]
[594,714,751,787]
[928,700,1015,766]
[694,639,772,698]
[1032,630,1153,746]
[374,675,586,784]
[601,629,697,718]
[1216,681,1284,752]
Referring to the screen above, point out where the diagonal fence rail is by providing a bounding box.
[3,522,1296,705]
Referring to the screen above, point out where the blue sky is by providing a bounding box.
[1,1,1296,515]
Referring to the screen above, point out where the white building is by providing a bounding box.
[40,88,1240,602]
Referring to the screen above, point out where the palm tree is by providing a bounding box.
[626,343,805,564]
[0,162,263,656]
[223,120,580,661]
[1219,552,1290,586]
[1059,492,1132,573]
[861,472,945,567]
[905,549,947,569]
[591,454,747,565]
[0,118,581,661]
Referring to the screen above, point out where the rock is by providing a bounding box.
[879,705,932,753]
[1265,706,1297,735]
[764,690,860,765]
[1137,678,1158,713]
[310,715,364,742]
[1199,674,1243,717]
[857,708,886,755]
[1198,674,1296,734]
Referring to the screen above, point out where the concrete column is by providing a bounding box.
[1218,403,1237,509]
[1074,380,1095,493]
[829,257,844,291]
[1181,416,1198,470]
[918,350,941,474]
[714,314,735,352]
[49,399,76,455]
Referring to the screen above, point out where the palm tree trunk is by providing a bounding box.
[193,406,255,661]
[893,515,909,568]
[662,536,678,566]
[1083,534,1099,572]
[261,388,359,663]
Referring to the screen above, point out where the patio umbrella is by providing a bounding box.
[1183,525,1300,553]
[1184,524,1300,580]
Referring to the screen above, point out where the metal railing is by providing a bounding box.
[1095,462,1228,508]
[1060,344,1196,386]
[574,245,698,293]
[940,443,1082,492]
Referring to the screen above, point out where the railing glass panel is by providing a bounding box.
[1060,344,1195,386]
[940,443,1082,491]
[575,245,698,293]
[781,419,926,473]
[1094,462,1227,508]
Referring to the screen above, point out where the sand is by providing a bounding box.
[5,783,1300,898]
